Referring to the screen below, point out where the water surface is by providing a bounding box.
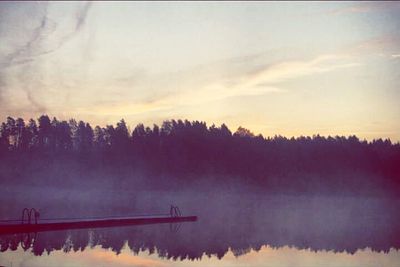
[1,190,399,266]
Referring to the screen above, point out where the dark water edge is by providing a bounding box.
[1,185,399,261]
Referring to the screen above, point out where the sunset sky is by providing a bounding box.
[0,1,399,140]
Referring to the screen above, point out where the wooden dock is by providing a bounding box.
[0,215,197,235]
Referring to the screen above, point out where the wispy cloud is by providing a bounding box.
[0,2,92,70]
[0,1,93,113]
[172,54,360,107]
[0,3,54,69]
[56,2,92,50]
[328,2,400,16]
[75,101,172,117]
[243,54,360,86]
[336,34,400,62]
[89,52,360,118]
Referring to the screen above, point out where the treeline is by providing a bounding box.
[1,115,399,194]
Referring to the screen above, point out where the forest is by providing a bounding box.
[0,115,399,196]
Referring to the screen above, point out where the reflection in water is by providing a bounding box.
[1,193,400,266]
[1,244,400,267]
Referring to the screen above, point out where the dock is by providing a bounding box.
[0,206,197,235]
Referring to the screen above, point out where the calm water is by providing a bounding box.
[1,189,400,266]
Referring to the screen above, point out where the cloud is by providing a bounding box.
[328,2,400,16]
[75,2,92,32]
[0,1,93,113]
[391,54,400,59]
[0,2,92,70]
[75,101,172,117]
[0,2,51,112]
[174,53,359,105]
[0,3,51,69]
[92,52,359,118]
[186,54,359,105]
[339,35,400,58]
[26,90,47,114]
[57,2,92,49]
[244,54,360,86]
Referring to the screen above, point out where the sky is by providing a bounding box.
[0,1,399,141]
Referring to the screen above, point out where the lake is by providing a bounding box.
[1,189,399,266]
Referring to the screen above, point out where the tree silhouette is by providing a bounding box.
[26,119,39,150]
[114,119,130,152]
[93,126,107,151]
[0,122,9,152]
[0,115,399,195]
[234,126,254,138]
[38,115,52,150]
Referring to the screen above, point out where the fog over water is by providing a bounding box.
[1,180,399,266]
